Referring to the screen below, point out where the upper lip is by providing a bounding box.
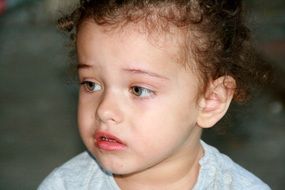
[94,131,126,145]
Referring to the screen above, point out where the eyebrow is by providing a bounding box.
[77,63,92,70]
[77,64,169,80]
[123,68,169,80]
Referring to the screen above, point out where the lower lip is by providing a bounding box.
[95,140,126,151]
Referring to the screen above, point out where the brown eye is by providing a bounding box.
[131,86,153,97]
[81,81,102,92]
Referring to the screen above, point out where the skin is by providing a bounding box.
[76,19,234,190]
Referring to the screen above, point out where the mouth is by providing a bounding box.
[94,131,127,151]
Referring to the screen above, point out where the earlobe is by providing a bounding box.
[197,76,236,128]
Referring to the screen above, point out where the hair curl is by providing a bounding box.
[58,0,270,102]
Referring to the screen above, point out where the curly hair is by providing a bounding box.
[58,0,270,102]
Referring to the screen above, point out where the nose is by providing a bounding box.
[96,90,123,125]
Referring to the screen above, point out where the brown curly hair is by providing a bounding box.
[58,0,270,102]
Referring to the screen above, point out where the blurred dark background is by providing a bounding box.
[0,0,284,189]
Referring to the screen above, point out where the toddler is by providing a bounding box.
[39,0,271,189]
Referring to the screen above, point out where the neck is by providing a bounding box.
[114,129,204,190]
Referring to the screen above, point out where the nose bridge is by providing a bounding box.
[96,89,123,124]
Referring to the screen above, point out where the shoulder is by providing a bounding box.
[38,152,116,190]
[194,141,271,190]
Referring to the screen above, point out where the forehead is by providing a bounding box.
[77,19,188,62]
[77,21,181,75]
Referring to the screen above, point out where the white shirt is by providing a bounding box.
[38,141,271,190]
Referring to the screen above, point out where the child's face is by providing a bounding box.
[77,20,203,175]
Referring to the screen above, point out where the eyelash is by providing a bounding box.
[80,81,155,98]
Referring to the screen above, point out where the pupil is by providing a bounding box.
[134,87,141,95]
[88,82,94,88]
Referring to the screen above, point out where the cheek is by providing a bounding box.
[78,92,98,123]
[77,95,97,141]
[78,100,90,128]
[131,102,197,152]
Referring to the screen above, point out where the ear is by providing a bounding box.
[197,76,236,128]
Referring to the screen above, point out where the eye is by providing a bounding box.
[81,81,102,92]
[131,86,154,97]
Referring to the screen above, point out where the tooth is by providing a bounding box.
[100,136,117,142]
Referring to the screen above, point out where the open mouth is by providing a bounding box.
[94,131,126,151]
[100,136,119,143]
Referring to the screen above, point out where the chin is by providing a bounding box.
[100,158,145,176]
[94,155,127,173]
[101,164,131,175]
[87,145,146,175]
